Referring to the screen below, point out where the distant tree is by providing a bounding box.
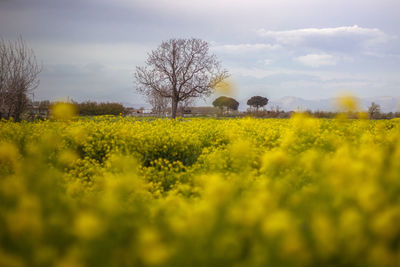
[0,37,42,121]
[134,38,229,118]
[247,96,269,111]
[212,96,239,113]
[368,102,381,119]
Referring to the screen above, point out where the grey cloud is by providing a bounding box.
[1,0,400,105]
[37,63,143,105]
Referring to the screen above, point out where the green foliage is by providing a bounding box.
[76,101,126,116]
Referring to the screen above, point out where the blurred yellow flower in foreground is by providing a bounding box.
[337,94,359,112]
[213,78,237,96]
[139,228,171,265]
[51,102,77,120]
[74,212,103,240]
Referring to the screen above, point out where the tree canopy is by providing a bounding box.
[212,96,239,111]
[247,96,269,110]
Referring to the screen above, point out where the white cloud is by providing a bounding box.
[229,66,387,82]
[295,54,338,68]
[256,25,389,44]
[264,59,272,65]
[230,67,288,79]
[212,43,280,53]
[255,25,393,54]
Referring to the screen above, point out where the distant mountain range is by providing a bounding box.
[263,96,400,113]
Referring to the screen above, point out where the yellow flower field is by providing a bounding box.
[1,115,400,266]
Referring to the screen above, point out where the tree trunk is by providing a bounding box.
[13,91,24,122]
[171,98,178,119]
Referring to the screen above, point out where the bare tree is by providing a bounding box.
[0,37,41,121]
[134,38,229,118]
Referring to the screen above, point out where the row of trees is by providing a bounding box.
[212,95,269,113]
[75,101,127,116]
[29,100,129,118]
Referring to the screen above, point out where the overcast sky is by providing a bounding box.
[1,0,399,107]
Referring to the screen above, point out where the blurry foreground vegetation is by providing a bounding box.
[1,113,400,266]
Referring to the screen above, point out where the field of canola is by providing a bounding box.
[1,115,400,267]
